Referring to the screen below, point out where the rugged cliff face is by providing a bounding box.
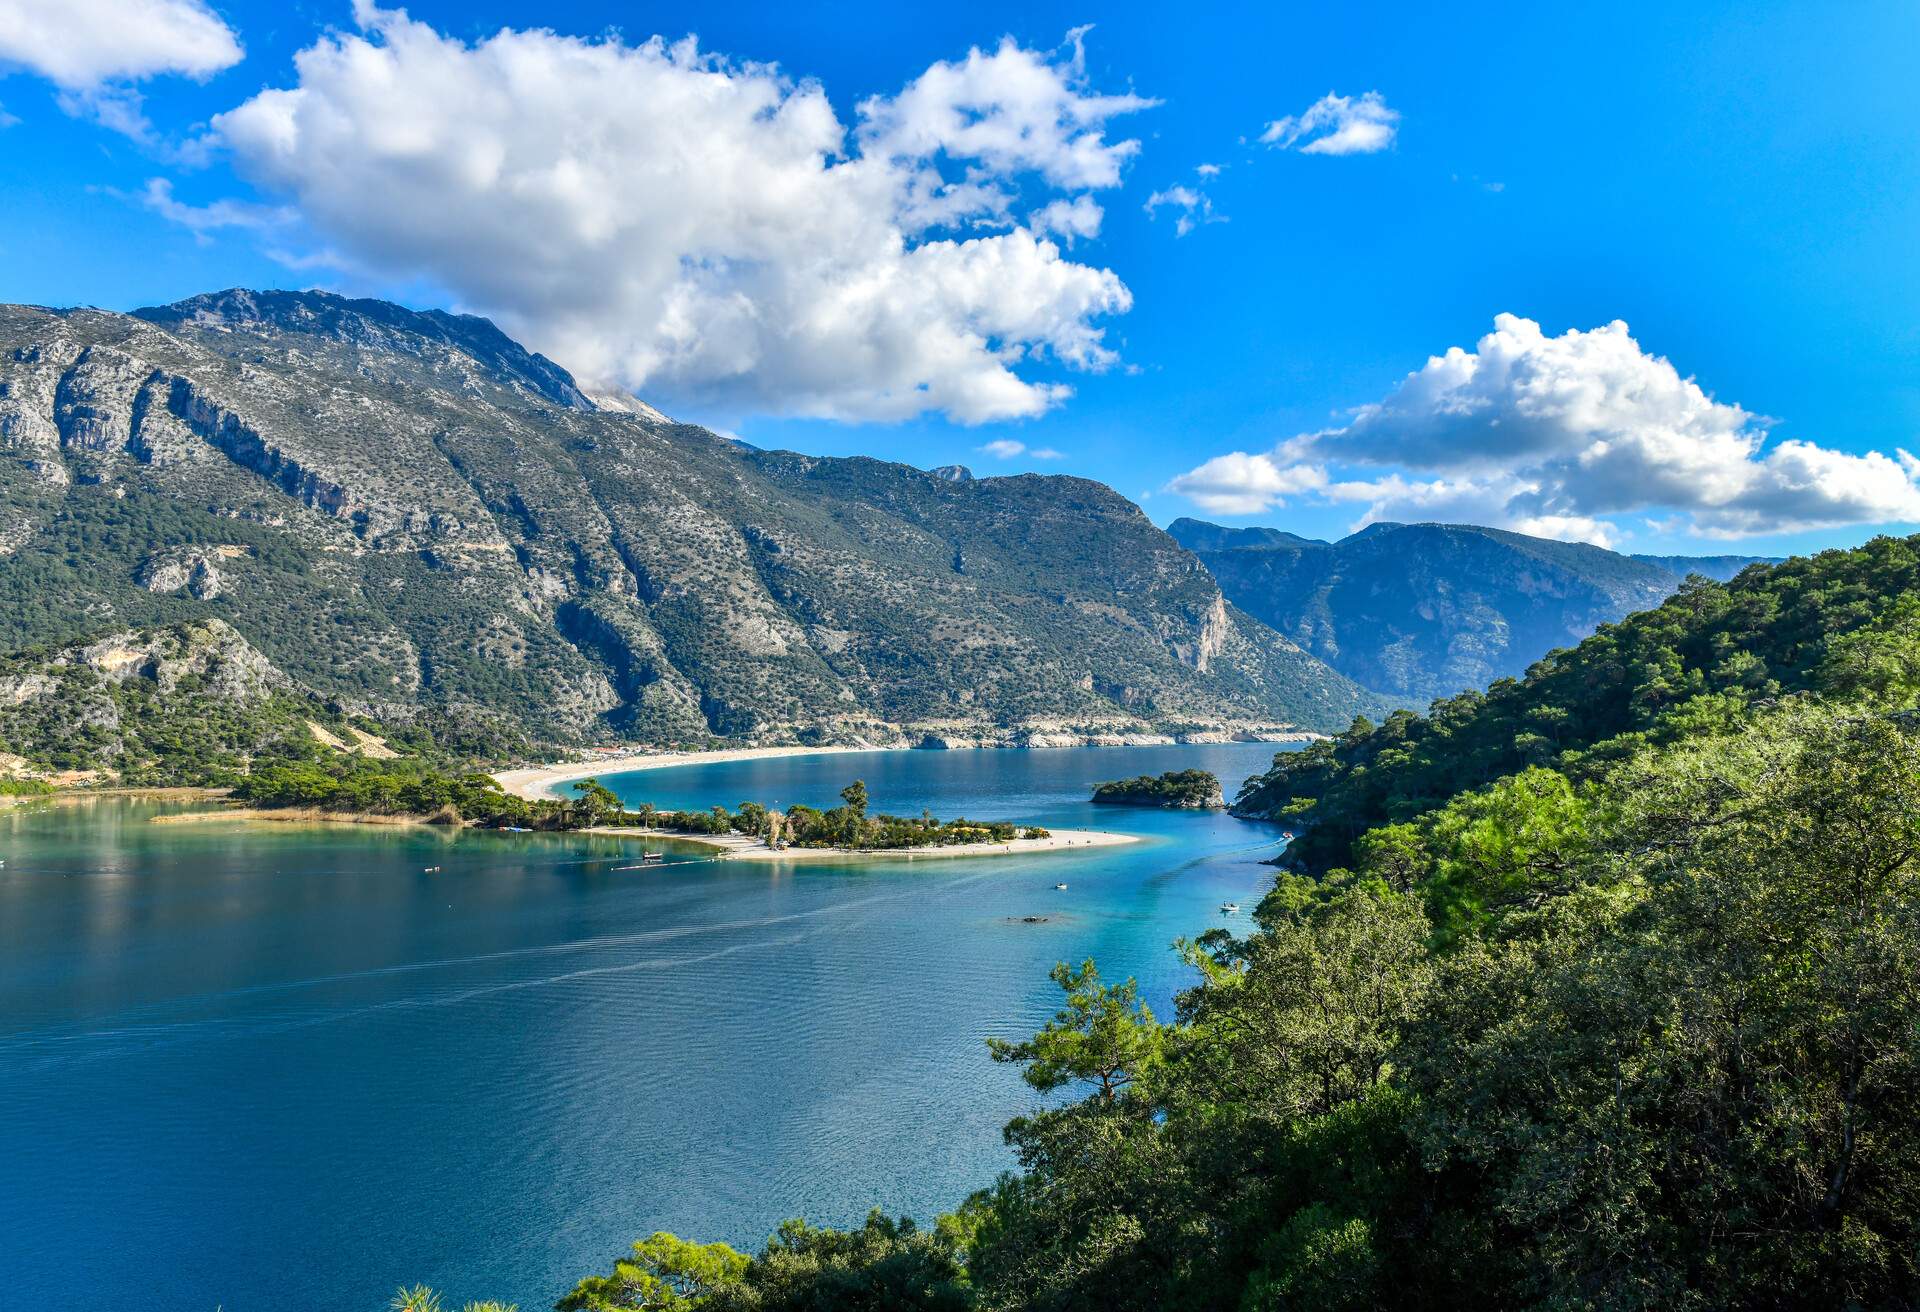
[0,290,1384,750]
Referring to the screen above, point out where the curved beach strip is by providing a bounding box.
[493,744,893,801]
[589,825,1139,862]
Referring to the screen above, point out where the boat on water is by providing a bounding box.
[1220,902,1240,914]
[641,851,665,863]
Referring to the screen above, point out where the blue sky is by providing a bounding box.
[1,0,1916,556]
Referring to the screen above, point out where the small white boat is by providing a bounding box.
[1220,902,1240,914]
[1055,882,1069,890]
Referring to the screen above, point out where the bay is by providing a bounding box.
[0,741,1294,1311]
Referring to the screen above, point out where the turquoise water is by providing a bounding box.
[0,742,1293,1311]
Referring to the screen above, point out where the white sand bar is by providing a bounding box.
[588,825,1139,862]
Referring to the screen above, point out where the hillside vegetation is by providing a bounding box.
[414,532,1920,1310]
[0,618,528,785]
[1234,534,1920,876]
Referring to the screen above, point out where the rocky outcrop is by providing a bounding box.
[69,619,284,700]
[53,345,150,453]
[137,548,225,600]
[161,374,370,527]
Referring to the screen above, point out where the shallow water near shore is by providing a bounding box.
[0,742,1294,1311]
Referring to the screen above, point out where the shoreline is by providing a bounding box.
[587,824,1140,862]
[149,805,448,828]
[493,732,1318,802]
[494,744,888,801]
[139,806,1142,861]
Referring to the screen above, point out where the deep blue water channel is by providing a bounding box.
[0,742,1295,1310]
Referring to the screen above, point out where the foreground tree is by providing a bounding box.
[986,960,1164,1105]
[1412,705,1920,1306]
[558,1215,966,1312]
[557,1233,750,1311]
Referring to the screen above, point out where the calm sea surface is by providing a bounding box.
[0,742,1295,1311]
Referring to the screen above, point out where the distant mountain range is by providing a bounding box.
[1168,518,1779,706]
[0,289,1390,773]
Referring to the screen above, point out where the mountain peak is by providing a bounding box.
[132,288,594,411]
[1166,517,1326,553]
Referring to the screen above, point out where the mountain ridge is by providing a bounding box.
[0,289,1386,763]
[1168,516,1778,705]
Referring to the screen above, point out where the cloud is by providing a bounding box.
[1168,314,1920,543]
[1195,162,1222,178]
[1143,183,1223,237]
[138,177,291,243]
[1029,194,1103,244]
[1169,449,1329,514]
[976,439,1066,461]
[0,0,242,138]
[856,26,1155,193]
[1259,91,1398,156]
[204,7,1147,424]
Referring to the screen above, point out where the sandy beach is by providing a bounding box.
[587,824,1139,862]
[492,743,898,800]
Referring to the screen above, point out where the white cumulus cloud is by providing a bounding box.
[857,26,1154,192]
[201,6,1148,425]
[1168,314,1920,544]
[1259,91,1398,156]
[0,0,242,137]
[1029,194,1103,244]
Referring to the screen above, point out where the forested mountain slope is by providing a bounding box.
[1234,532,1920,874]
[1170,516,1774,704]
[0,290,1383,759]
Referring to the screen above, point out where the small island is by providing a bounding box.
[1090,768,1224,809]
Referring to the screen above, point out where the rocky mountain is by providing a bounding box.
[0,290,1385,760]
[1629,552,1781,582]
[1168,517,1776,706]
